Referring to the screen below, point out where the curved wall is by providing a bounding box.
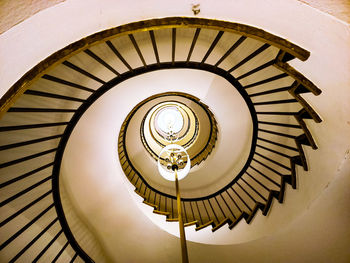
[1,0,350,262]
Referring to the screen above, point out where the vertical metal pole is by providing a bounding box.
[175,169,189,263]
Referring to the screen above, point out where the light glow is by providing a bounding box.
[156,107,184,135]
[157,144,191,181]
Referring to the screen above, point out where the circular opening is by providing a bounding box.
[119,69,250,197]
[155,106,184,139]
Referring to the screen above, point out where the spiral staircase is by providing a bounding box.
[0,3,349,263]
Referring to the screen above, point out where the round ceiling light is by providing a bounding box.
[149,101,194,146]
[157,144,191,181]
[155,106,184,140]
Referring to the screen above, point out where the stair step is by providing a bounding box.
[153,210,170,216]
[166,218,178,222]
[212,218,232,232]
[247,202,265,223]
[134,190,145,198]
[184,221,198,227]
[143,200,157,209]
[263,190,279,215]
[195,220,214,231]
[229,212,249,229]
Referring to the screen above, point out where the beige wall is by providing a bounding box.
[298,0,350,24]
[0,0,65,34]
[1,0,350,262]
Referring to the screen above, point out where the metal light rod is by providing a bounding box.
[175,169,189,263]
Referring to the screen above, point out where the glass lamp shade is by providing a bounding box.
[157,144,191,181]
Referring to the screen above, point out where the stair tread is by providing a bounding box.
[195,220,214,231]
